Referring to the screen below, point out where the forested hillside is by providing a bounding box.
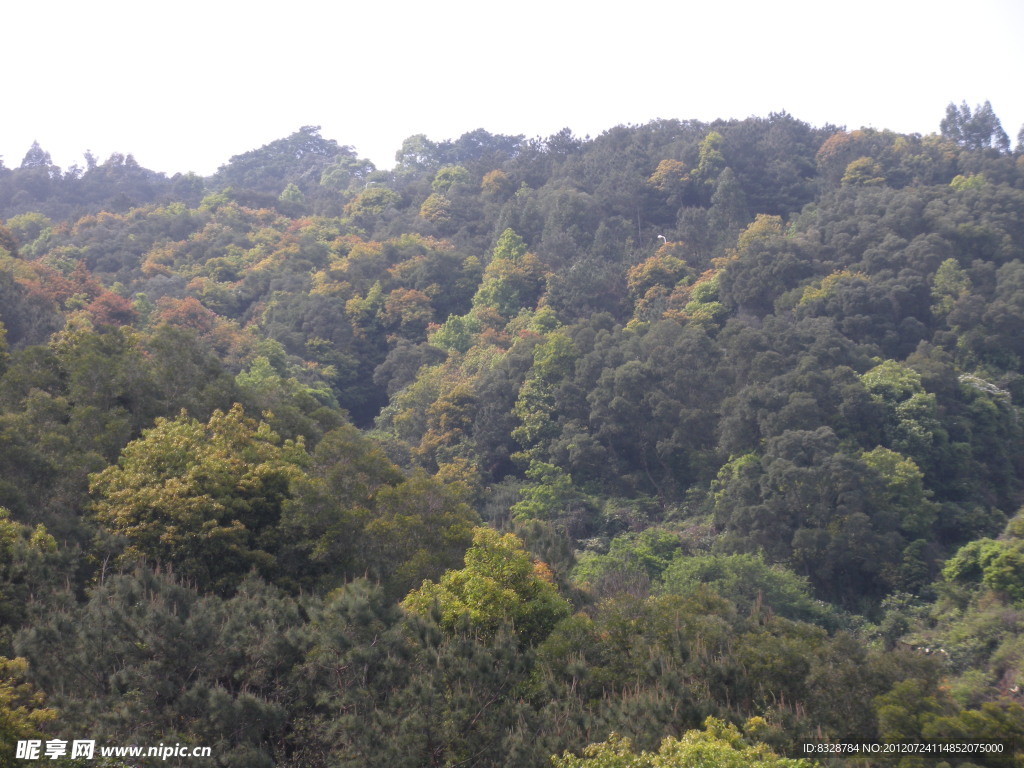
[1,103,1023,767]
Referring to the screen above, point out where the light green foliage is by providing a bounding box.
[551,718,815,768]
[90,404,308,592]
[512,375,559,454]
[402,527,569,643]
[874,678,951,744]
[695,131,726,184]
[892,510,1024,721]
[682,272,726,324]
[4,213,52,254]
[511,461,589,524]
[573,527,684,590]
[861,446,936,537]
[319,153,376,191]
[626,253,692,299]
[660,552,828,624]
[931,258,971,317]
[861,360,943,469]
[734,214,783,253]
[472,229,546,318]
[606,527,682,581]
[841,156,885,186]
[493,227,528,262]
[950,172,986,191]
[862,359,924,402]
[395,133,439,171]
[278,182,305,204]
[530,305,560,332]
[647,158,690,202]
[532,332,577,380]
[512,333,578,460]
[432,164,471,194]
[711,453,760,503]
[345,279,385,326]
[236,355,289,394]
[429,312,482,353]
[943,536,1024,602]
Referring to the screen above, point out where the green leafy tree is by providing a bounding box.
[511,461,593,532]
[432,164,471,194]
[943,532,1024,603]
[358,471,479,598]
[511,332,577,463]
[713,427,911,604]
[0,507,70,650]
[402,527,570,644]
[90,404,307,592]
[472,228,546,318]
[931,257,971,318]
[860,360,946,476]
[344,186,401,231]
[660,552,830,625]
[419,192,453,225]
[841,156,886,186]
[694,131,726,189]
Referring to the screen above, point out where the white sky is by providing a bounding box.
[3,0,1022,176]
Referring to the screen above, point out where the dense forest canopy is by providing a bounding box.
[1,102,1024,767]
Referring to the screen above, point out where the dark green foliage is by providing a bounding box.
[15,570,309,767]
[300,579,543,768]
[712,427,928,606]
[941,101,1012,153]
[0,510,71,655]
[282,425,477,597]
[211,126,372,199]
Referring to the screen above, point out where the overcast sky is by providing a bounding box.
[3,0,1022,176]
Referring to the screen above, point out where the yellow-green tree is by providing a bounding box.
[472,229,546,319]
[403,527,569,644]
[0,657,55,768]
[551,718,816,768]
[90,404,307,592]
